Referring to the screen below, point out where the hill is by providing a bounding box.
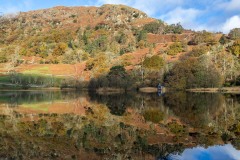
[0,4,239,90]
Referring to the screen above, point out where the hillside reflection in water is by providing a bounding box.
[0,91,240,159]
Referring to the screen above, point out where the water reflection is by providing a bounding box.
[0,90,86,107]
[0,91,240,159]
[167,144,240,160]
[89,92,132,116]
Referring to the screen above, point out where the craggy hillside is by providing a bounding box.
[0,4,154,47]
[1,4,154,31]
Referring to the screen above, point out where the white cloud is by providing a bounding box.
[96,0,131,5]
[23,0,33,9]
[0,6,20,14]
[0,0,33,14]
[132,0,184,16]
[160,7,201,28]
[222,15,240,33]
[220,0,240,11]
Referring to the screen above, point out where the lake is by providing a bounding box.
[0,90,240,159]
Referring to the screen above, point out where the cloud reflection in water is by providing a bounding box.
[167,144,240,160]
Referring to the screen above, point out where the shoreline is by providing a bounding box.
[96,88,126,95]
[139,87,158,93]
[187,87,240,93]
[0,87,78,92]
[2,86,240,94]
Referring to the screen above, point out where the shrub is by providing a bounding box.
[136,30,147,42]
[229,28,240,40]
[143,55,165,70]
[115,32,127,44]
[167,122,185,134]
[137,40,146,49]
[188,31,217,45]
[219,35,230,45]
[143,108,164,123]
[52,42,67,56]
[166,42,184,55]
[189,46,210,57]
[164,23,184,34]
[143,20,165,34]
[229,39,240,57]
[95,23,109,30]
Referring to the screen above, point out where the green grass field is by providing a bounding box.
[22,66,49,74]
[20,103,49,112]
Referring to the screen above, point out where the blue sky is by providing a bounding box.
[0,0,240,33]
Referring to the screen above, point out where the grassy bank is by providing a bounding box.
[0,73,77,90]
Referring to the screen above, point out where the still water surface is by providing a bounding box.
[0,91,240,159]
